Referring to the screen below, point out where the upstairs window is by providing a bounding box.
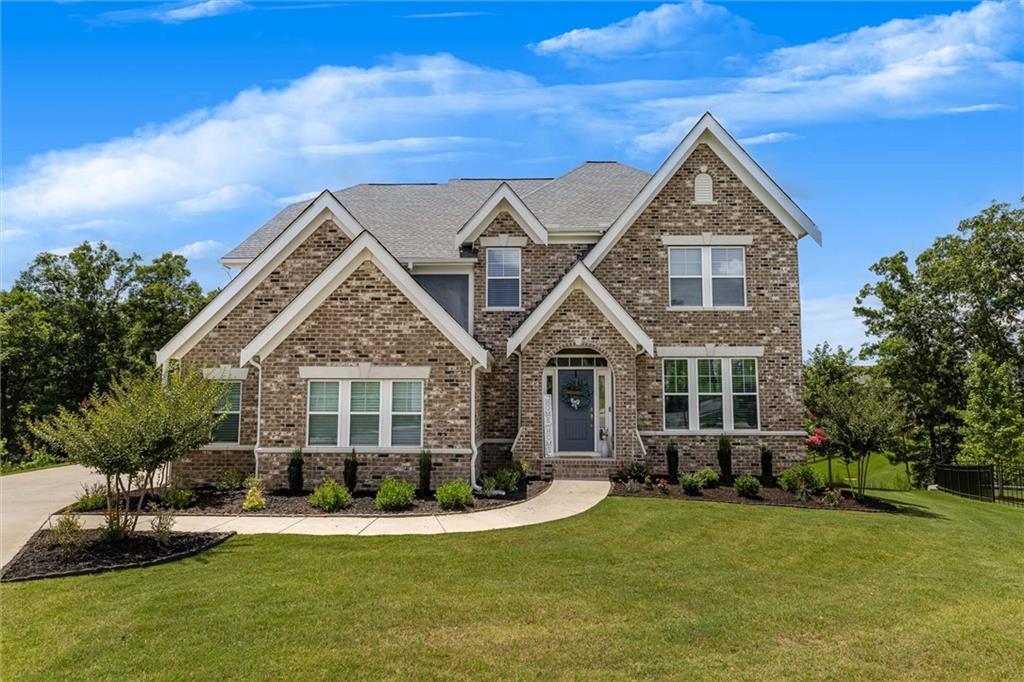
[211,382,242,444]
[711,247,745,307]
[669,247,703,307]
[694,167,714,203]
[486,247,521,309]
[668,246,746,308]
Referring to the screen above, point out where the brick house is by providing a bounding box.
[157,113,821,490]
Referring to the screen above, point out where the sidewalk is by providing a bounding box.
[72,479,611,537]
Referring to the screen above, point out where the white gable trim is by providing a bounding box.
[584,113,821,270]
[240,232,490,367]
[456,183,548,246]
[506,263,654,357]
[156,190,365,366]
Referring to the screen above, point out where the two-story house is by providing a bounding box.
[156,113,821,490]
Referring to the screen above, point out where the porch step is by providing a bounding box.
[548,457,616,481]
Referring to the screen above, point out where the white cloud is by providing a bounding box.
[161,0,249,23]
[299,136,492,157]
[173,184,264,215]
[1,228,29,242]
[737,132,803,146]
[275,191,320,206]
[531,1,749,59]
[59,218,125,232]
[945,102,1012,113]
[173,239,224,259]
[801,293,870,357]
[404,12,491,20]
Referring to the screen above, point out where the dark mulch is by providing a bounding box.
[1,529,233,583]
[76,479,549,517]
[609,480,899,512]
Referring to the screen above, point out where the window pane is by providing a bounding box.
[392,382,422,413]
[487,248,520,277]
[391,415,422,446]
[712,278,744,306]
[664,359,688,394]
[215,382,241,412]
[731,359,757,393]
[669,248,702,276]
[308,414,338,445]
[670,278,702,307]
[699,396,723,429]
[733,395,758,430]
[697,359,722,393]
[350,382,380,412]
[309,381,339,412]
[349,415,380,445]
[665,395,689,430]
[487,278,520,307]
[211,413,240,443]
[711,248,744,276]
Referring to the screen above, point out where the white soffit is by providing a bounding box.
[456,182,548,246]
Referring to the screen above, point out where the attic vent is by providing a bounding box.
[694,166,714,204]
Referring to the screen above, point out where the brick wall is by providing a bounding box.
[172,448,254,486]
[256,450,469,493]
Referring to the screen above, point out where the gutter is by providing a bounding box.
[248,357,263,478]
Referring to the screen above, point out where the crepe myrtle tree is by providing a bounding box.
[31,370,227,539]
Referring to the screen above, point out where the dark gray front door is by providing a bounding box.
[557,369,595,452]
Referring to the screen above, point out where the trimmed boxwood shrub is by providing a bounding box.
[717,436,733,483]
[435,480,474,510]
[665,443,679,482]
[695,468,719,489]
[288,449,304,494]
[734,474,762,499]
[308,477,352,512]
[680,473,702,495]
[778,464,825,497]
[375,478,416,511]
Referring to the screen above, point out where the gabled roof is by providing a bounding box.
[455,182,548,246]
[506,263,654,357]
[584,113,821,269]
[240,232,491,368]
[156,190,364,366]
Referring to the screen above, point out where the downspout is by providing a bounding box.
[513,350,522,431]
[469,361,482,491]
[248,357,263,478]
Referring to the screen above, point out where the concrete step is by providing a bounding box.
[547,457,617,480]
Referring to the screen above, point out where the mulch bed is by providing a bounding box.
[74,479,549,517]
[609,480,898,512]
[1,529,233,583]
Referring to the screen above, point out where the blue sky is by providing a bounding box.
[2,1,1022,353]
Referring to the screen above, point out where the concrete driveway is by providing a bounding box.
[1,465,103,568]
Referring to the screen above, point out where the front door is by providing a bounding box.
[557,369,595,452]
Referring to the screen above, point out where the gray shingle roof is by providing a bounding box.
[222,162,650,262]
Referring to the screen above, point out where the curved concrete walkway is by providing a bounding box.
[69,479,611,537]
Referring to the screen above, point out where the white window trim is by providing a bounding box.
[661,358,760,432]
[307,380,341,447]
[306,379,425,448]
[390,381,424,448]
[485,247,522,310]
[667,246,747,310]
[211,381,242,445]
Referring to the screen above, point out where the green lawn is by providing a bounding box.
[809,453,911,490]
[3,491,1022,680]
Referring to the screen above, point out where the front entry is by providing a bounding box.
[557,369,595,452]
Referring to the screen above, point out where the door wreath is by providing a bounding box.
[560,377,592,411]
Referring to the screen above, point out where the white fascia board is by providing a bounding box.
[584,113,821,270]
[219,257,252,269]
[506,263,654,357]
[240,232,490,367]
[156,190,365,366]
[456,183,548,246]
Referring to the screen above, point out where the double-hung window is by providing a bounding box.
[662,358,759,431]
[211,382,242,444]
[486,248,521,309]
[668,246,746,308]
[306,380,424,448]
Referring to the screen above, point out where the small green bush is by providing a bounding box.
[343,451,359,492]
[435,480,475,510]
[623,479,641,495]
[308,477,352,512]
[481,476,498,496]
[821,486,843,508]
[147,503,176,545]
[665,443,679,482]
[734,474,762,498]
[375,478,416,511]
[162,479,196,509]
[695,468,720,489]
[242,476,266,512]
[419,450,432,493]
[73,482,107,511]
[495,466,522,494]
[213,468,246,492]
[778,464,825,497]
[680,473,702,495]
[513,458,530,479]
[621,461,650,482]
[49,510,83,559]
[288,449,304,494]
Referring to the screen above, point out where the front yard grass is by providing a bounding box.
[2,490,1022,680]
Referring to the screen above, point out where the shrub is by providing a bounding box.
[73,482,107,512]
[680,473,702,495]
[655,477,670,494]
[419,450,432,493]
[717,436,733,483]
[513,458,530,479]
[288,449,304,494]
[495,466,522,494]
[435,480,475,510]
[620,461,649,482]
[308,477,352,512]
[375,478,416,511]
[213,468,246,492]
[343,451,359,492]
[162,479,196,510]
[242,476,266,512]
[148,503,176,545]
[821,486,843,508]
[695,468,720,489]
[643,474,654,490]
[778,464,826,497]
[734,475,762,498]
[49,510,83,559]
[481,476,498,496]
[623,479,641,495]
[760,446,775,486]
[665,443,679,482]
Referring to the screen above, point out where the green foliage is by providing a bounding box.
[623,479,641,495]
[288,449,304,494]
[213,468,246,492]
[343,451,359,492]
[435,480,475,510]
[760,446,774,485]
[820,487,843,508]
[481,476,497,496]
[733,475,762,499]
[30,370,225,538]
[73,483,107,512]
[665,443,679,482]
[49,510,84,559]
[242,477,266,512]
[778,464,826,496]
[374,478,416,511]
[161,479,196,510]
[680,473,702,495]
[419,450,432,493]
[308,477,352,512]
[620,461,649,482]
[695,468,719,489]
[717,436,732,482]
[494,466,522,494]
[958,353,1024,465]
[148,504,176,545]
[513,458,530,479]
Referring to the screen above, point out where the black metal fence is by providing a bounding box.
[935,463,1024,507]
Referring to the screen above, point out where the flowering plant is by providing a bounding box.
[655,477,669,494]
[806,427,829,449]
